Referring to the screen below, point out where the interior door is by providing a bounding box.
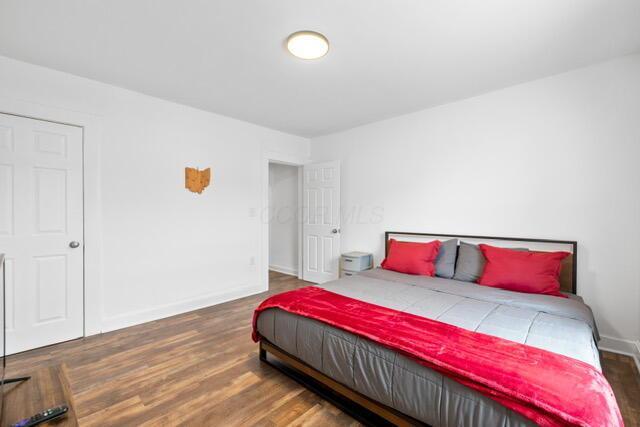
[0,113,84,354]
[302,161,340,283]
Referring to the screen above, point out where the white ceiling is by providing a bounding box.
[1,1,639,137]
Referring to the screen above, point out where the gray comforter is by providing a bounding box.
[256,269,600,426]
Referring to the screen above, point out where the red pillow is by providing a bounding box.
[381,239,441,276]
[478,244,569,297]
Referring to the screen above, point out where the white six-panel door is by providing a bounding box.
[302,161,340,283]
[0,113,84,354]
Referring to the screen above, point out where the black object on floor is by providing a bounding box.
[11,404,68,427]
[0,376,31,386]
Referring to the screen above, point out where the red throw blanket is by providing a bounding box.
[252,287,623,427]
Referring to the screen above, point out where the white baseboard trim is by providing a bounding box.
[100,283,265,333]
[598,335,640,373]
[269,264,298,276]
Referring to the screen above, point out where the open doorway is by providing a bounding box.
[268,162,300,287]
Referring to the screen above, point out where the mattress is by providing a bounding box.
[256,268,600,427]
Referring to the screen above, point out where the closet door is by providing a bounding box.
[0,113,84,354]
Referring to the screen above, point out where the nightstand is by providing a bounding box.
[340,252,373,278]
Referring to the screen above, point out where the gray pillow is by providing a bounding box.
[453,243,529,283]
[435,239,458,279]
[452,242,485,283]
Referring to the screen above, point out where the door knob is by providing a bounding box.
[331,228,340,234]
[69,241,80,249]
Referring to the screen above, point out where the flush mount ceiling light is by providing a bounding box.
[286,31,329,60]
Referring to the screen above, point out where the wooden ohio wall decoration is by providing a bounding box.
[185,167,211,194]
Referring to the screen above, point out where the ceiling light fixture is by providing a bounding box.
[286,31,329,60]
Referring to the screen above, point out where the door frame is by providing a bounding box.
[261,151,310,291]
[0,98,104,337]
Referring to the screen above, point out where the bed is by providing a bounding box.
[254,232,609,426]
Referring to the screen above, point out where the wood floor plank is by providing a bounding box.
[4,271,639,426]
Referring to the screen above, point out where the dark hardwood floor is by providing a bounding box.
[4,271,640,426]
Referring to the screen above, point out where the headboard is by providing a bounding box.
[385,231,578,294]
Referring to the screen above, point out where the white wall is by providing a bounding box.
[312,54,640,346]
[269,163,299,275]
[0,55,310,332]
